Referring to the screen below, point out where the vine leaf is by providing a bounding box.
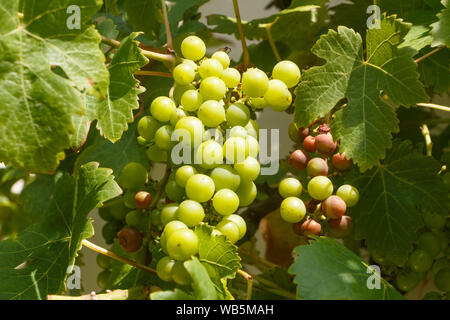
[184,257,218,300]
[431,0,450,46]
[123,0,162,40]
[347,140,448,266]
[418,47,450,93]
[88,32,148,142]
[0,0,108,173]
[0,162,121,299]
[295,15,429,171]
[288,237,405,300]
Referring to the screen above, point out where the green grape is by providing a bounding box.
[263,79,292,112]
[160,203,179,225]
[96,253,112,270]
[212,51,230,69]
[119,162,147,190]
[177,200,205,227]
[223,137,247,164]
[306,157,329,177]
[307,176,333,200]
[226,102,250,127]
[164,179,185,202]
[166,228,199,261]
[229,126,247,139]
[216,220,240,243]
[197,100,226,127]
[418,232,442,257]
[432,257,450,275]
[435,230,449,251]
[422,291,442,300]
[149,209,162,228]
[174,116,204,147]
[199,58,224,79]
[195,140,224,169]
[97,270,111,289]
[236,181,257,207]
[99,207,114,221]
[150,96,176,122]
[210,165,241,191]
[125,210,147,231]
[138,116,161,141]
[154,125,174,151]
[278,177,302,198]
[245,119,259,139]
[109,201,128,220]
[222,214,246,239]
[221,68,241,88]
[146,144,167,162]
[408,249,433,272]
[123,192,137,209]
[234,156,260,181]
[336,184,359,207]
[185,174,215,203]
[171,261,191,286]
[249,97,269,110]
[175,165,197,187]
[395,271,420,292]
[213,189,240,215]
[173,63,195,85]
[241,68,269,97]
[280,197,306,223]
[434,268,450,292]
[245,135,259,158]
[156,256,175,282]
[181,36,206,61]
[163,220,188,237]
[199,77,227,101]
[132,246,149,265]
[272,60,301,88]
[181,90,203,112]
[173,83,195,105]
[170,107,187,127]
[137,136,147,145]
[423,211,447,229]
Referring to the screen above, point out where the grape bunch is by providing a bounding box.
[277,122,359,238]
[97,36,302,287]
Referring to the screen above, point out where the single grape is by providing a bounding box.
[432,257,450,275]
[138,116,161,141]
[166,228,199,261]
[408,249,433,272]
[199,58,224,79]
[185,174,215,203]
[156,256,175,282]
[123,191,137,209]
[223,137,248,164]
[182,58,199,71]
[434,268,450,292]
[171,261,191,286]
[170,107,187,127]
[229,126,247,139]
[210,165,241,191]
[173,63,195,85]
[135,191,152,209]
[160,203,179,225]
[278,177,303,198]
[303,135,316,153]
[164,179,185,202]
[181,90,203,112]
[242,68,269,97]
[102,221,122,244]
[181,36,206,61]
[245,135,259,158]
[163,220,188,237]
[146,144,167,162]
[272,60,301,88]
[288,122,300,143]
[422,291,442,300]
[150,96,176,122]
[418,232,442,257]
[395,271,420,292]
[234,156,260,181]
[216,220,240,243]
[235,181,257,206]
[249,97,269,110]
[306,157,328,177]
[221,68,241,88]
[199,77,227,101]
[299,219,322,236]
[213,189,240,215]
[226,103,251,127]
[96,253,112,270]
[423,211,447,229]
[245,119,260,139]
[336,185,359,207]
[263,79,292,112]
[177,200,205,227]
[174,116,204,147]
[175,165,197,188]
[118,226,143,253]
[212,51,230,69]
[173,83,195,105]
[125,210,147,231]
[197,100,226,127]
[97,270,111,289]
[154,125,174,151]
[222,214,246,239]
[328,215,353,238]
[288,149,310,170]
[322,195,347,219]
[109,201,128,221]
[307,176,333,200]
[280,197,306,223]
[149,209,162,228]
[332,152,353,171]
[137,136,147,145]
[195,140,224,169]
[119,162,147,190]
[315,133,336,155]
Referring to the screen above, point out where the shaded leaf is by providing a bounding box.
[431,0,450,46]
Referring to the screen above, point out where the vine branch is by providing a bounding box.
[261,18,281,62]
[161,0,173,50]
[417,102,450,113]
[420,124,432,156]
[414,46,445,64]
[232,0,251,69]
[237,269,253,300]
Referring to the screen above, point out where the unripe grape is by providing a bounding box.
[199,77,227,101]
[199,58,224,79]
[328,215,353,238]
[278,177,302,198]
[423,211,447,229]
[150,96,176,122]
[306,157,328,177]
[234,156,260,181]
[123,191,137,209]
[171,261,191,286]
[170,107,187,127]
[434,268,450,292]
[418,232,441,257]
[236,181,257,206]
[299,219,322,236]
[223,137,247,164]
[166,228,199,261]
[163,220,188,238]
[245,135,259,158]
[221,68,241,88]
[185,174,215,203]
[210,165,241,191]
[175,165,197,188]
[315,133,336,155]
[160,203,179,225]
[181,90,203,112]
[222,214,247,239]
[395,271,420,292]
[307,176,333,200]
[173,83,195,105]
[288,122,303,143]
[173,63,195,85]
[181,36,206,61]
[336,185,359,207]
[226,103,251,127]
[125,210,147,231]
[422,291,442,300]
[96,253,112,270]
[229,126,247,139]
[245,119,260,139]
[272,60,301,88]
[432,257,450,275]
[97,270,111,289]
[322,195,347,219]
[332,152,353,171]
[280,197,306,223]
[195,140,223,169]
[174,116,204,147]
[302,135,316,153]
[288,149,310,170]
[212,51,230,69]
[213,189,240,215]
[216,220,240,243]
[197,100,226,127]
[138,116,161,141]
[408,249,433,272]
[154,125,174,151]
[249,97,269,110]
[264,79,292,112]
[119,162,148,190]
[146,144,167,163]
[102,221,122,244]
[177,200,205,227]
[156,256,175,282]
[242,68,269,97]
[118,226,143,253]
[164,179,185,202]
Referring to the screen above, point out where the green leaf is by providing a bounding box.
[88,33,148,142]
[123,0,162,40]
[0,0,108,173]
[431,0,450,46]
[0,162,121,299]
[418,47,450,93]
[184,257,218,300]
[295,15,428,171]
[19,174,56,222]
[151,289,194,300]
[347,140,448,265]
[288,237,405,300]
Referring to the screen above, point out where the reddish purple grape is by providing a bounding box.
[135,191,152,209]
[118,226,143,252]
[322,195,347,219]
[332,152,353,171]
[303,135,316,153]
[318,123,331,134]
[306,157,328,177]
[315,133,336,155]
[328,215,353,238]
[289,149,310,170]
[299,127,310,141]
[300,219,322,236]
